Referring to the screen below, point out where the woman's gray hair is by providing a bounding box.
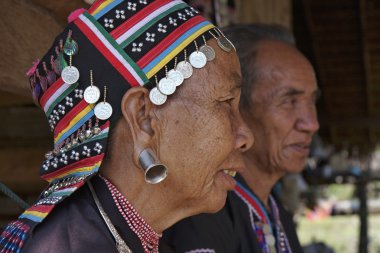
[223,24,295,109]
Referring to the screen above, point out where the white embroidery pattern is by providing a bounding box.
[157,23,167,33]
[178,12,187,20]
[132,42,144,52]
[127,2,137,11]
[115,10,126,19]
[104,18,114,29]
[145,32,156,42]
[169,17,178,26]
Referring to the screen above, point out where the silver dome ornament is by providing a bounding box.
[189,40,207,69]
[149,87,167,105]
[92,119,101,135]
[94,86,113,121]
[84,70,100,104]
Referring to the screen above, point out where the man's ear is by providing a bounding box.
[120,87,158,164]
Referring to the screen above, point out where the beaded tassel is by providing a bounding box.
[0,220,30,253]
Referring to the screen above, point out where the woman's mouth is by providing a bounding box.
[223,169,237,177]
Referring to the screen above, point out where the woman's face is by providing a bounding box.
[154,39,253,214]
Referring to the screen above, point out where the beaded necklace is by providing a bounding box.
[234,181,292,253]
[103,177,161,253]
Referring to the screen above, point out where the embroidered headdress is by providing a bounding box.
[0,0,234,251]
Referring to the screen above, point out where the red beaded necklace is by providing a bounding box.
[103,177,161,253]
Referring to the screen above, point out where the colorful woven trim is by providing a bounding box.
[86,0,214,80]
[234,181,270,223]
[0,220,30,252]
[75,12,148,86]
[234,182,293,253]
[0,119,110,252]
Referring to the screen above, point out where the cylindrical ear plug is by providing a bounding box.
[138,148,168,184]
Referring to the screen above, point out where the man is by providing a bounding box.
[162,24,319,253]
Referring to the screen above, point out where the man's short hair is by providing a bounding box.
[223,24,295,109]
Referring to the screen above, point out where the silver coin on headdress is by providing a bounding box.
[158,77,176,95]
[265,234,276,246]
[263,224,271,234]
[199,45,215,61]
[149,87,167,105]
[84,86,101,104]
[168,69,184,86]
[176,61,193,79]
[94,102,113,120]
[217,36,235,52]
[189,51,207,69]
[61,66,80,85]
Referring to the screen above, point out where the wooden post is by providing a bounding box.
[357,174,368,253]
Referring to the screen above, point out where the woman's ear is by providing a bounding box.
[120,87,157,162]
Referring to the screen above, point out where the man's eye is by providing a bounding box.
[283,97,296,106]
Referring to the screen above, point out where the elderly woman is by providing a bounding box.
[0,1,253,253]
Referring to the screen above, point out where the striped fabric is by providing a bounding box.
[41,155,104,183]
[143,20,213,78]
[20,205,55,223]
[234,181,269,223]
[53,101,94,145]
[40,78,75,115]
[75,13,148,86]
[91,0,125,19]
[112,0,185,45]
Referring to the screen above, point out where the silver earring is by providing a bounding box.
[138,148,168,184]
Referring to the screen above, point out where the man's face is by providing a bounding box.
[243,40,319,176]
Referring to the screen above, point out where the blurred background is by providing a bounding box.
[1,0,380,252]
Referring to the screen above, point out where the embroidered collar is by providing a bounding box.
[234,180,292,253]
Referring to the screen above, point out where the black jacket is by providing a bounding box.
[162,176,303,253]
[22,176,172,253]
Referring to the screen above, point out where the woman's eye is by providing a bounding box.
[221,97,235,106]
